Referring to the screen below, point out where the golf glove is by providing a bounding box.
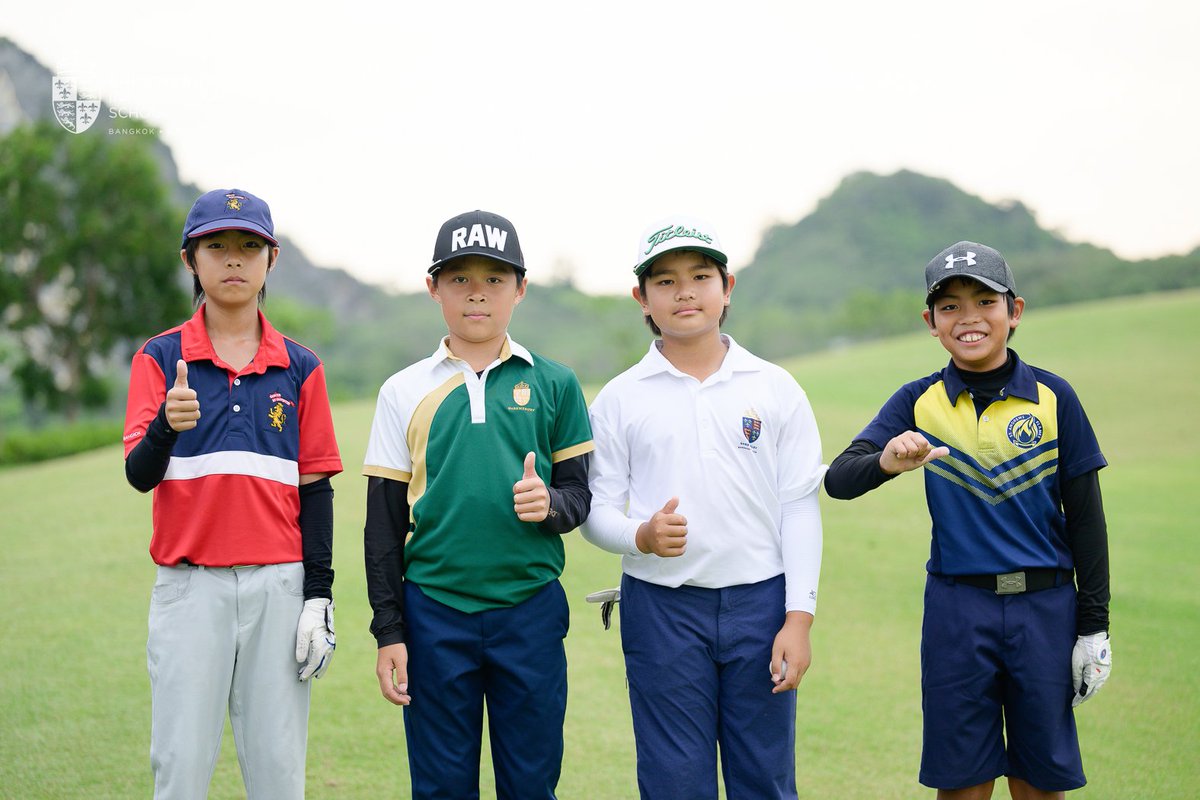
[296,598,335,681]
[585,588,621,630]
[1071,631,1111,707]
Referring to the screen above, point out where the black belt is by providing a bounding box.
[946,568,1073,595]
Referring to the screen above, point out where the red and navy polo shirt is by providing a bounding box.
[123,305,342,566]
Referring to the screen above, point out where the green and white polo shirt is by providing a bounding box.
[363,335,594,613]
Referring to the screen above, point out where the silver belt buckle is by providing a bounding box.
[996,571,1026,594]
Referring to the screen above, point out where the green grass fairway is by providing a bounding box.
[2,289,1198,798]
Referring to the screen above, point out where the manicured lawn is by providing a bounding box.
[2,290,1197,798]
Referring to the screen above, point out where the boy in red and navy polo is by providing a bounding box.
[123,188,342,800]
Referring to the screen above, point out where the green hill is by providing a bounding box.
[319,171,1200,392]
[727,170,1200,359]
[3,290,1198,798]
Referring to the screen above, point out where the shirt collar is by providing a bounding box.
[633,334,762,382]
[434,334,534,368]
[180,304,290,374]
[942,348,1039,405]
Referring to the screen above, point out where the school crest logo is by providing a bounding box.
[267,392,295,432]
[742,408,762,444]
[51,76,101,134]
[1006,413,1043,449]
[512,381,531,407]
[268,403,287,431]
[225,193,247,212]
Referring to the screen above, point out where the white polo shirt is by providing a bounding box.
[585,335,826,613]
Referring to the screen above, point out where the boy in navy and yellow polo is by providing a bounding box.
[825,242,1112,798]
[363,210,593,800]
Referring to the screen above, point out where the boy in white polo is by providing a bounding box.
[584,216,825,799]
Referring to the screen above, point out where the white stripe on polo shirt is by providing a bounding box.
[585,335,825,613]
[164,451,300,485]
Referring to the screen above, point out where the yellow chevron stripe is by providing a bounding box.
[926,460,1059,506]
[936,447,1059,490]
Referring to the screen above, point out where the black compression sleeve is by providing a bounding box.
[1063,469,1110,634]
[299,477,334,600]
[125,403,179,493]
[539,452,592,535]
[823,439,897,500]
[365,476,410,647]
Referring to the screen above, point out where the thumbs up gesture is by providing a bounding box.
[165,359,201,432]
[513,451,550,522]
[634,497,688,558]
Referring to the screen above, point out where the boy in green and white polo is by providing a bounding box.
[363,210,593,800]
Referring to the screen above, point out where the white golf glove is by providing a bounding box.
[585,587,621,630]
[296,598,335,681]
[1071,631,1111,707]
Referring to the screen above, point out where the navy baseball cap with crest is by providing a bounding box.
[429,210,525,275]
[925,241,1016,303]
[181,188,277,248]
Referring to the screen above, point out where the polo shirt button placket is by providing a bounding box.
[230,372,250,435]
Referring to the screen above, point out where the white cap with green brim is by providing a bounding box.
[633,215,728,276]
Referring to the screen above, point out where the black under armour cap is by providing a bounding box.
[925,241,1016,302]
[429,210,525,275]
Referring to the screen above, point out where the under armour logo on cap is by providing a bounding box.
[925,241,1016,301]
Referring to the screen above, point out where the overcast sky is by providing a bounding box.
[6,1,1199,295]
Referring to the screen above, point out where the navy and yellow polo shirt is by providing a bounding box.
[856,352,1106,576]
[362,335,594,613]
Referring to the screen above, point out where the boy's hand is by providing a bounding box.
[1071,632,1112,707]
[165,359,201,432]
[513,452,550,522]
[376,643,411,706]
[879,431,949,475]
[634,497,688,557]
[771,611,813,693]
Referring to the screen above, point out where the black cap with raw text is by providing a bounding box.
[429,210,525,275]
